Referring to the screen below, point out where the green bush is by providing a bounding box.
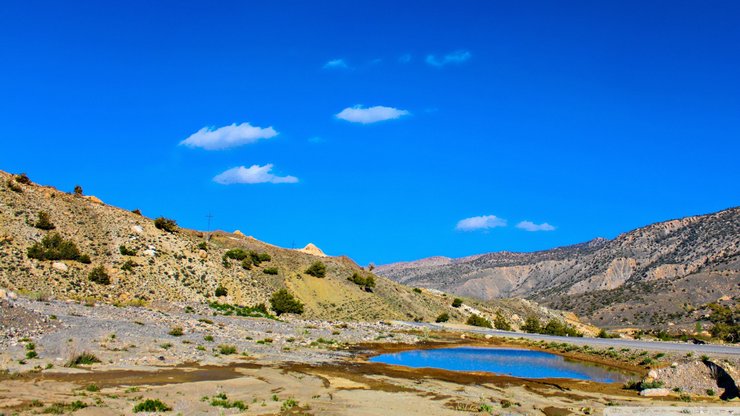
[121,260,136,271]
[542,319,583,337]
[270,289,304,316]
[34,212,56,230]
[494,311,512,330]
[218,344,237,355]
[241,258,252,270]
[452,298,463,308]
[88,265,110,285]
[197,241,208,251]
[348,272,376,289]
[133,399,171,412]
[215,285,228,297]
[27,233,87,262]
[466,314,493,328]
[413,288,422,294]
[305,261,327,278]
[223,248,248,261]
[73,185,83,196]
[66,352,101,367]
[263,267,278,275]
[119,245,137,256]
[168,326,184,336]
[154,217,178,233]
[435,312,450,323]
[521,315,542,333]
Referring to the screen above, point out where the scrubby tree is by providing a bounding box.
[494,311,512,331]
[305,261,327,278]
[466,314,493,328]
[154,217,178,233]
[88,265,110,285]
[15,173,31,185]
[521,315,542,333]
[33,211,56,230]
[452,298,463,308]
[269,289,304,315]
[435,312,450,323]
[74,185,83,196]
[27,233,86,262]
[215,285,228,297]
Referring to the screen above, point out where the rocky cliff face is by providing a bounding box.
[377,208,740,328]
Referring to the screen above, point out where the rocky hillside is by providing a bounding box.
[377,208,740,329]
[0,170,572,327]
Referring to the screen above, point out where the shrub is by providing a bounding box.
[466,314,493,328]
[78,254,91,264]
[435,312,450,323]
[210,393,248,410]
[241,258,252,270]
[218,344,237,355]
[348,272,376,289]
[34,212,56,230]
[521,315,542,333]
[119,245,137,256]
[270,289,304,315]
[154,217,178,233]
[305,261,327,278]
[26,350,38,359]
[133,399,171,412]
[66,352,101,367]
[204,335,214,342]
[494,311,512,331]
[131,208,142,216]
[88,266,110,285]
[263,267,278,275]
[121,260,136,271]
[223,248,248,261]
[542,319,583,337]
[73,185,83,196]
[15,173,32,184]
[27,233,86,262]
[168,326,184,336]
[413,288,422,294]
[197,241,208,251]
[451,298,463,308]
[7,179,23,192]
[214,286,228,297]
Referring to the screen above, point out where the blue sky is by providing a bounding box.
[1,1,739,265]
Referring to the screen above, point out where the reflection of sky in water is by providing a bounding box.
[369,347,630,383]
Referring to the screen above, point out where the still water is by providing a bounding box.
[370,347,631,383]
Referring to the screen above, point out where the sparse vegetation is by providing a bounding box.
[348,272,376,290]
[119,245,137,256]
[451,298,463,308]
[121,259,136,271]
[209,301,272,318]
[88,265,110,285]
[66,352,101,367]
[154,217,178,233]
[493,311,512,330]
[413,288,422,294]
[133,399,171,412]
[214,285,228,297]
[73,185,83,196]
[435,312,450,323]
[263,267,278,275]
[466,314,493,328]
[27,233,88,262]
[209,393,247,411]
[218,344,237,355]
[223,248,248,261]
[269,289,304,315]
[305,261,327,278]
[15,173,32,185]
[33,211,56,230]
[168,326,184,336]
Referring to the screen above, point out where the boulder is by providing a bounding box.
[198,250,208,259]
[52,262,68,272]
[639,388,671,397]
[131,225,144,234]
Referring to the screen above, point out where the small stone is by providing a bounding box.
[198,250,208,259]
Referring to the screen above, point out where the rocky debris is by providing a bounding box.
[0,299,60,346]
[51,262,68,272]
[655,360,740,397]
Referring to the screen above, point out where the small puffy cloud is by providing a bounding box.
[213,164,298,185]
[456,215,507,232]
[180,122,277,150]
[516,221,556,232]
[324,58,349,69]
[426,50,471,67]
[399,54,412,63]
[335,105,410,124]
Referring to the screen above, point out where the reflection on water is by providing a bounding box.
[369,347,631,383]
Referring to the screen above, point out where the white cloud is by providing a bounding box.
[213,164,298,185]
[456,215,507,232]
[180,122,277,150]
[516,221,556,232]
[335,105,410,124]
[426,50,472,67]
[323,58,349,69]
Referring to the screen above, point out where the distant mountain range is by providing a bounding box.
[377,208,740,328]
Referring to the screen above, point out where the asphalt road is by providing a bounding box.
[399,322,740,356]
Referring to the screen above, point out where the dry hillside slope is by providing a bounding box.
[377,208,740,329]
[0,170,572,326]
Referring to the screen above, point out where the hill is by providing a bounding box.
[377,208,740,329]
[0,170,574,327]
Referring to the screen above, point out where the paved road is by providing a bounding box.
[399,321,740,356]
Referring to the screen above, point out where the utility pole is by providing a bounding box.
[205,212,214,241]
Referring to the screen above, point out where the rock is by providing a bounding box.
[648,370,659,378]
[52,262,68,272]
[131,225,143,234]
[671,362,678,368]
[0,288,6,300]
[639,388,671,397]
[298,243,327,257]
[485,334,492,339]
[460,334,466,339]
[234,230,245,237]
[198,250,208,259]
